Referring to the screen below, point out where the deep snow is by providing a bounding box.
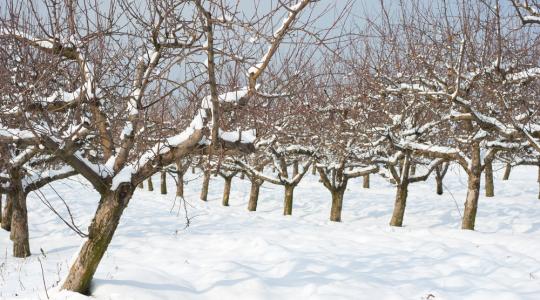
[1,165,540,300]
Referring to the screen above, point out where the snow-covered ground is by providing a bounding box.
[1,165,540,300]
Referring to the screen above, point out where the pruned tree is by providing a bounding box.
[0,0,325,293]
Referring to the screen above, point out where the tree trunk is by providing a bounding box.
[240,172,245,180]
[293,160,299,177]
[283,184,295,215]
[410,164,416,176]
[462,171,481,230]
[435,163,449,196]
[312,164,316,175]
[200,169,210,201]
[436,176,443,195]
[222,177,232,206]
[390,182,409,227]
[138,182,143,189]
[10,187,30,258]
[502,163,511,180]
[176,171,184,198]
[147,177,154,191]
[390,154,411,227]
[363,174,370,188]
[247,180,261,211]
[462,145,482,230]
[1,192,13,231]
[484,161,494,197]
[62,184,134,294]
[329,188,345,222]
[160,171,167,195]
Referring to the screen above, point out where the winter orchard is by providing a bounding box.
[1,0,540,298]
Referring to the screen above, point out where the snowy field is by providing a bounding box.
[1,165,540,300]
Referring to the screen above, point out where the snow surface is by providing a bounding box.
[2,165,540,299]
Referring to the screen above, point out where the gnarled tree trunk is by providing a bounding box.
[484,161,494,197]
[329,187,346,222]
[247,174,263,211]
[462,171,481,229]
[390,182,409,227]
[283,184,295,215]
[10,185,30,258]
[160,171,167,195]
[62,184,134,294]
[200,169,210,201]
[390,155,411,227]
[222,176,233,206]
[462,146,482,230]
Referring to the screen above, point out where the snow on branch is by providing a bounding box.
[247,0,312,91]
[343,165,379,178]
[505,67,540,83]
[201,87,250,110]
[23,166,77,193]
[0,127,38,143]
[511,0,540,25]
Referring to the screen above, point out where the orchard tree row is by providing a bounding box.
[0,0,539,296]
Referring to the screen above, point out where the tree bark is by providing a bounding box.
[138,182,144,189]
[222,177,232,206]
[283,184,295,215]
[10,186,30,258]
[502,163,511,180]
[160,171,167,195]
[462,145,482,230]
[329,188,345,222]
[1,193,12,231]
[390,182,409,227]
[176,171,184,198]
[484,161,494,197]
[363,174,370,189]
[435,164,448,195]
[293,160,299,177]
[200,169,210,201]
[147,177,154,191]
[62,184,134,294]
[312,164,316,175]
[247,180,261,211]
[390,154,411,227]
[462,171,481,230]
[436,176,443,195]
